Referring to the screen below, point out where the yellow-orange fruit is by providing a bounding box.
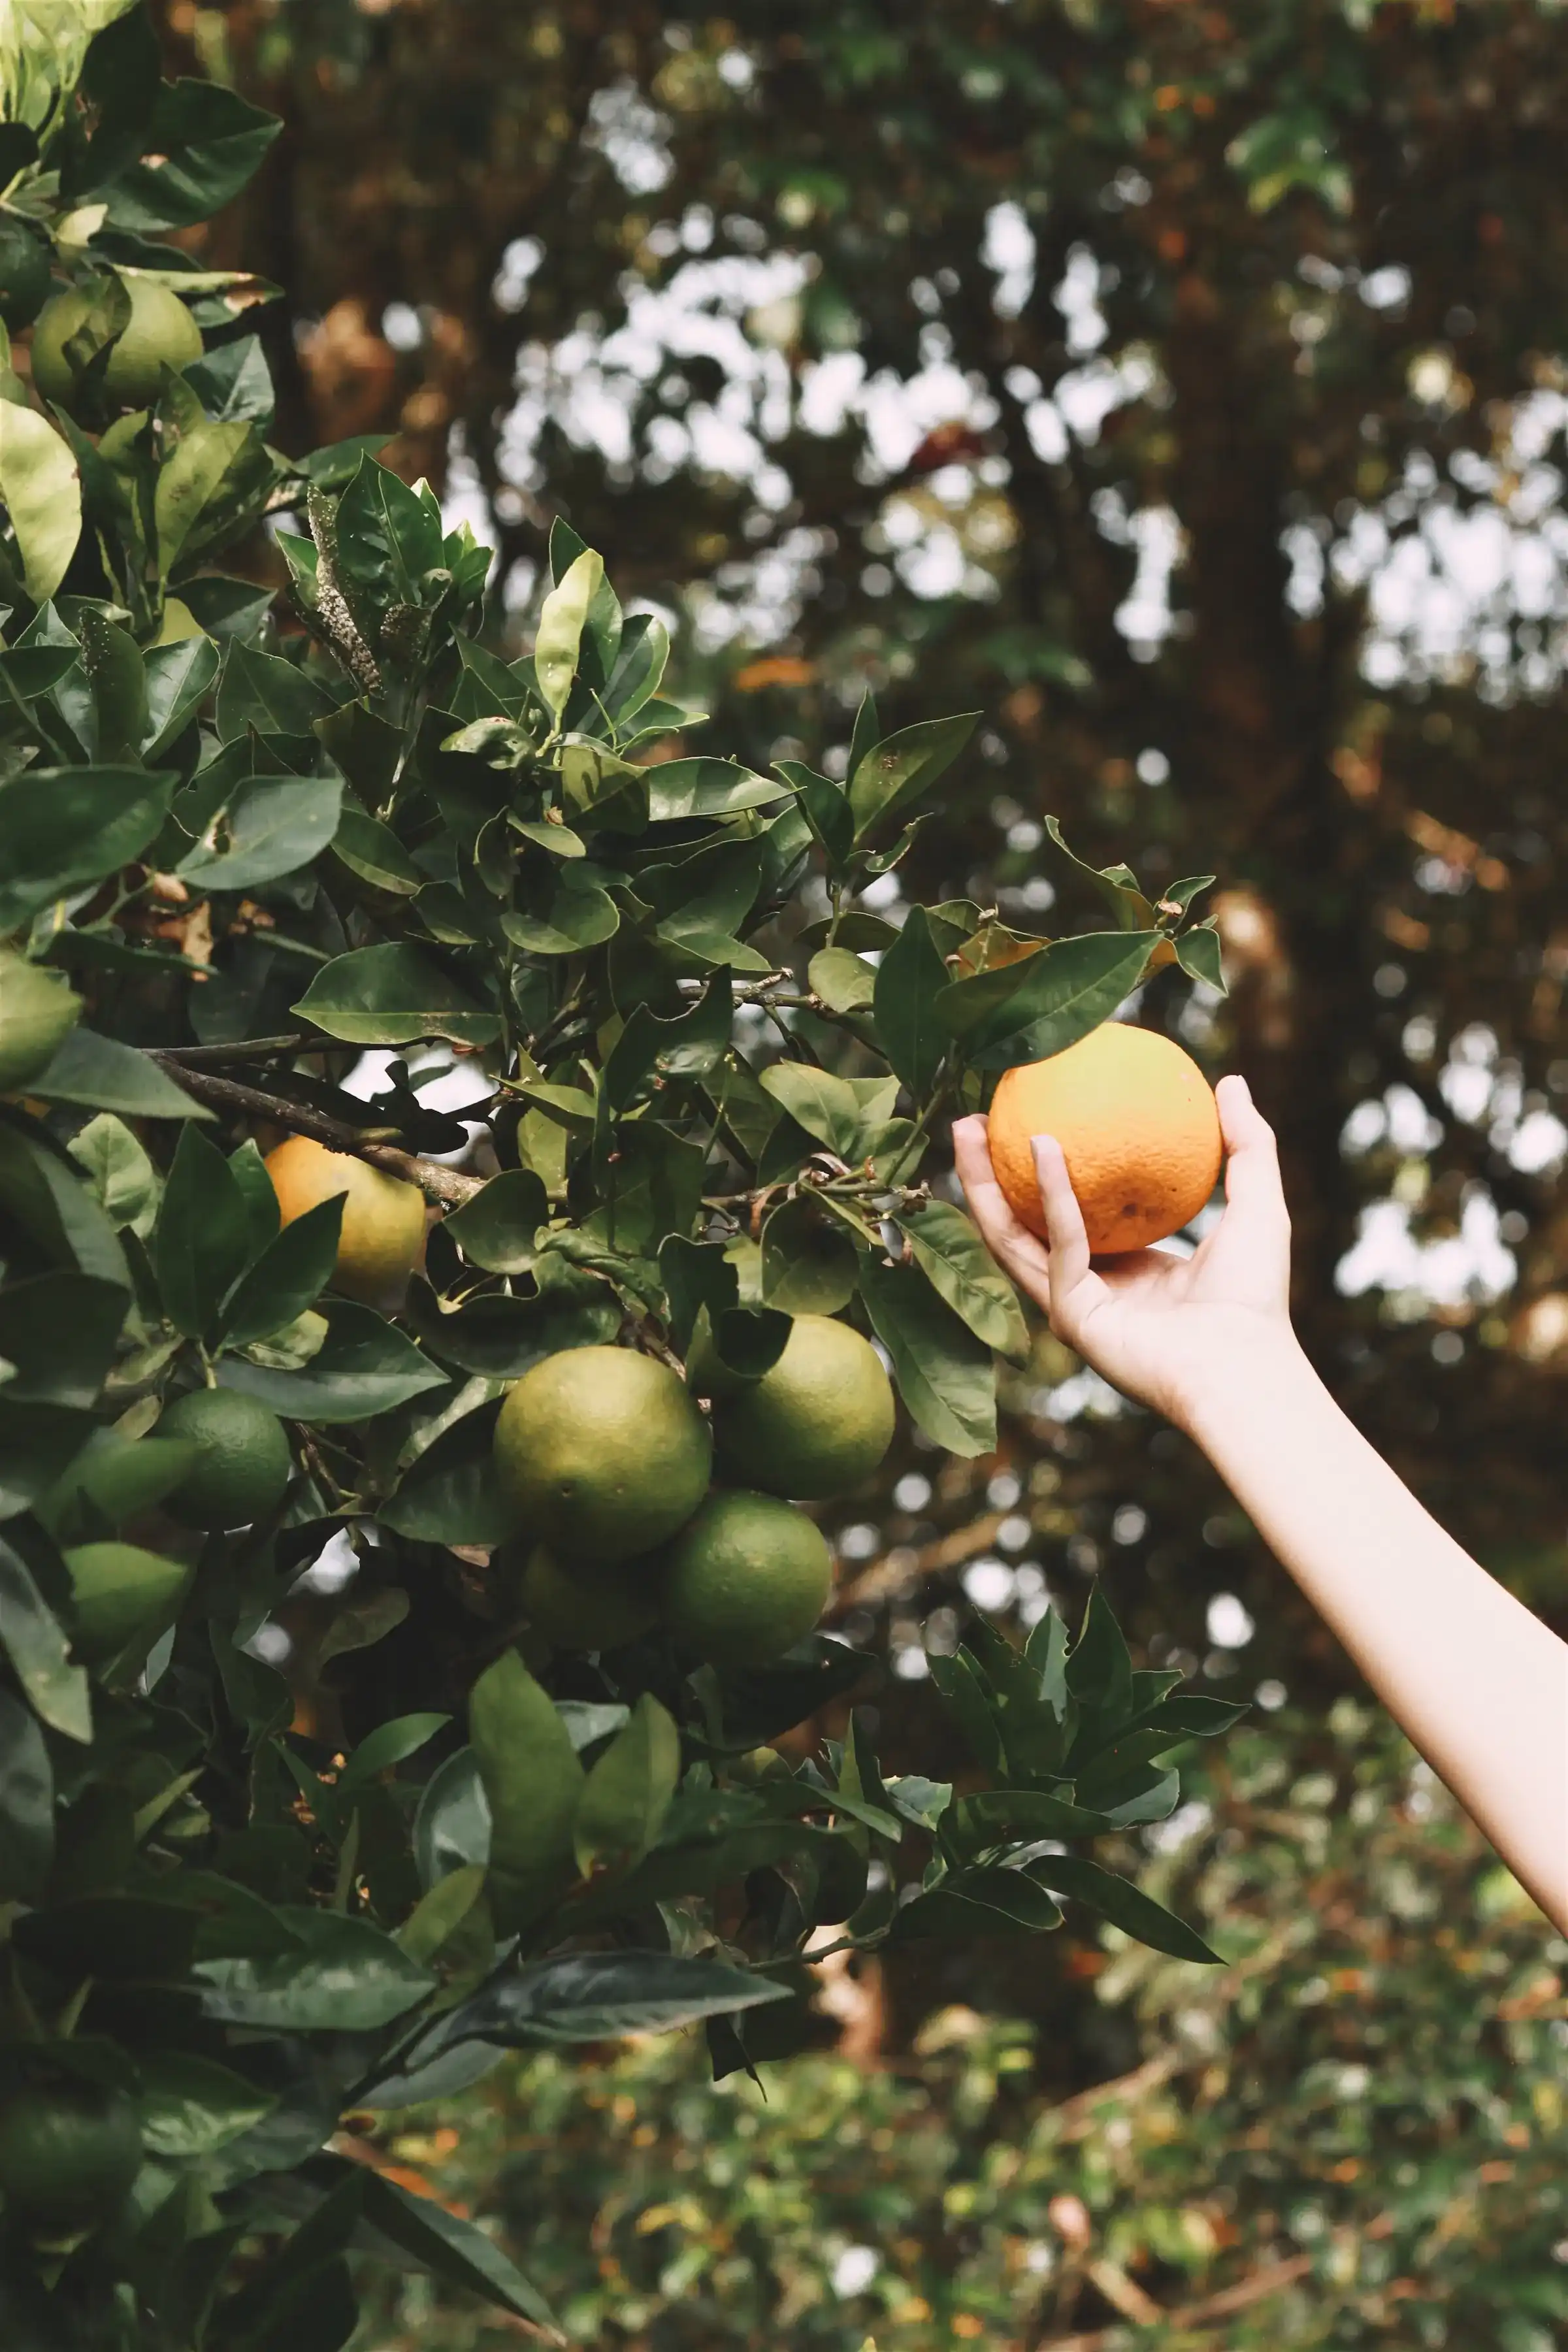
[263,1135,426,1305]
[988,1022,1221,1255]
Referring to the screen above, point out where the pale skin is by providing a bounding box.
[954,1075,1568,1938]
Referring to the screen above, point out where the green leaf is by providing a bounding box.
[890,1865,1063,1940]
[574,1694,681,1875]
[218,1299,447,1422]
[0,1118,130,1292]
[1176,922,1226,993]
[501,873,620,956]
[359,2168,561,2337]
[1024,1854,1221,1963]
[808,946,875,1013]
[27,1028,209,1120]
[936,930,1160,1066]
[872,904,950,1096]
[142,630,220,761]
[847,711,979,841]
[0,1271,125,1410]
[858,1252,996,1455]
[0,404,82,602]
[414,1746,491,1889]
[604,610,669,721]
[331,802,421,894]
[155,1126,253,1340]
[534,546,603,721]
[219,1195,342,1346]
[133,2053,276,2159]
[378,1402,510,1546]
[155,418,252,580]
[900,1200,1028,1358]
[339,1712,451,1795]
[470,1648,584,1936]
[928,1649,1004,1775]
[184,333,275,424]
[110,78,282,232]
[396,1862,485,1967]
[178,772,343,893]
[76,606,147,762]
[0,764,172,932]
[0,1683,52,1900]
[194,1906,436,2029]
[644,757,788,821]
[442,1167,548,1275]
[760,1194,858,1315]
[214,640,333,740]
[335,455,444,613]
[293,943,501,1048]
[757,1062,864,1159]
[779,760,855,871]
[0,1535,90,1742]
[1043,815,1157,930]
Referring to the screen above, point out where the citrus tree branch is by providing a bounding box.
[150,1054,486,1206]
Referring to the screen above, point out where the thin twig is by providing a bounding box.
[150,1056,485,1205]
[155,1034,320,1066]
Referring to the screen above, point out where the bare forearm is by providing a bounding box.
[1181,1341,1568,1935]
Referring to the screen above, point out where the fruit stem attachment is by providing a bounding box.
[148,1054,485,1205]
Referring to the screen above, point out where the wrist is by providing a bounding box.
[1166,1324,1319,1454]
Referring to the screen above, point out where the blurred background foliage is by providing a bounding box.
[143,0,1568,2336]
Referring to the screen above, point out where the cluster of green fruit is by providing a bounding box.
[494,1319,895,1669]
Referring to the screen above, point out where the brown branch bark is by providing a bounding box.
[150,1056,485,1206]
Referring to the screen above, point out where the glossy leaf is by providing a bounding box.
[0,1535,91,1742]
[220,1194,343,1346]
[0,766,172,934]
[218,1299,447,1422]
[936,929,1160,1065]
[872,904,951,1096]
[0,404,82,601]
[178,772,343,892]
[293,943,502,1047]
[858,1252,997,1455]
[534,547,603,720]
[1025,1853,1221,1964]
[27,1028,209,1120]
[574,1694,681,1875]
[847,710,979,841]
[0,1682,53,1899]
[155,1126,253,1340]
[195,1907,437,2028]
[900,1200,1029,1358]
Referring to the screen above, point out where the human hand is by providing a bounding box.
[953,1073,1298,1429]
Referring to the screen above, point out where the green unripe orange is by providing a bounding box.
[715,1315,894,1501]
[157,1388,291,1530]
[514,1543,662,1651]
[32,273,201,412]
[662,1488,832,1668]
[493,1345,711,1565]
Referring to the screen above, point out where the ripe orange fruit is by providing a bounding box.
[263,1136,426,1305]
[988,1022,1221,1254]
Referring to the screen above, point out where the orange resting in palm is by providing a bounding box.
[987,1021,1222,1254]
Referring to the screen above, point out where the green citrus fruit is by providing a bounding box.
[32,273,201,411]
[715,1315,894,1500]
[264,1135,425,1307]
[63,1541,192,1665]
[0,217,51,331]
[515,1542,661,1650]
[157,1388,292,1530]
[662,1488,832,1667]
[0,949,80,1092]
[0,2080,142,2227]
[495,1346,711,1564]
